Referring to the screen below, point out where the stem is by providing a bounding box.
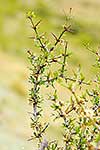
[49,25,71,52]
[33,76,38,120]
[28,17,49,52]
[61,41,68,76]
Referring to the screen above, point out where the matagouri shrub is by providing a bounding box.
[27,11,100,150]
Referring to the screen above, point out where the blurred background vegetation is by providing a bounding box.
[0,0,100,149]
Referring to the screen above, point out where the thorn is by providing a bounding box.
[27,136,34,141]
[39,32,46,39]
[65,41,68,49]
[64,25,74,34]
[51,32,58,41]
[63,24,71,31]
[27,50,32,56]
[34,20,42,28]
[29,36,35,39]
[69,8,72,14]
[27,111,33,115]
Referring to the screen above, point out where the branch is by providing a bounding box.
[49,25,71,52]
[28,17,49,52]
[61,41,68,76]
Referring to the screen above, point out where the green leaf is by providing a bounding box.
[51,103,60,110]
[26,11,36,18]
[75,126,80,134]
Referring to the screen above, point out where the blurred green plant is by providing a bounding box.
[27,11,100,150]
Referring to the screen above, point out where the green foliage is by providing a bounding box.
[27,11,100,150]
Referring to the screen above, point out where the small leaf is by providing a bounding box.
[26,11,36,18]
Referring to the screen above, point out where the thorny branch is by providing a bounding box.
[27,11,100,150]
